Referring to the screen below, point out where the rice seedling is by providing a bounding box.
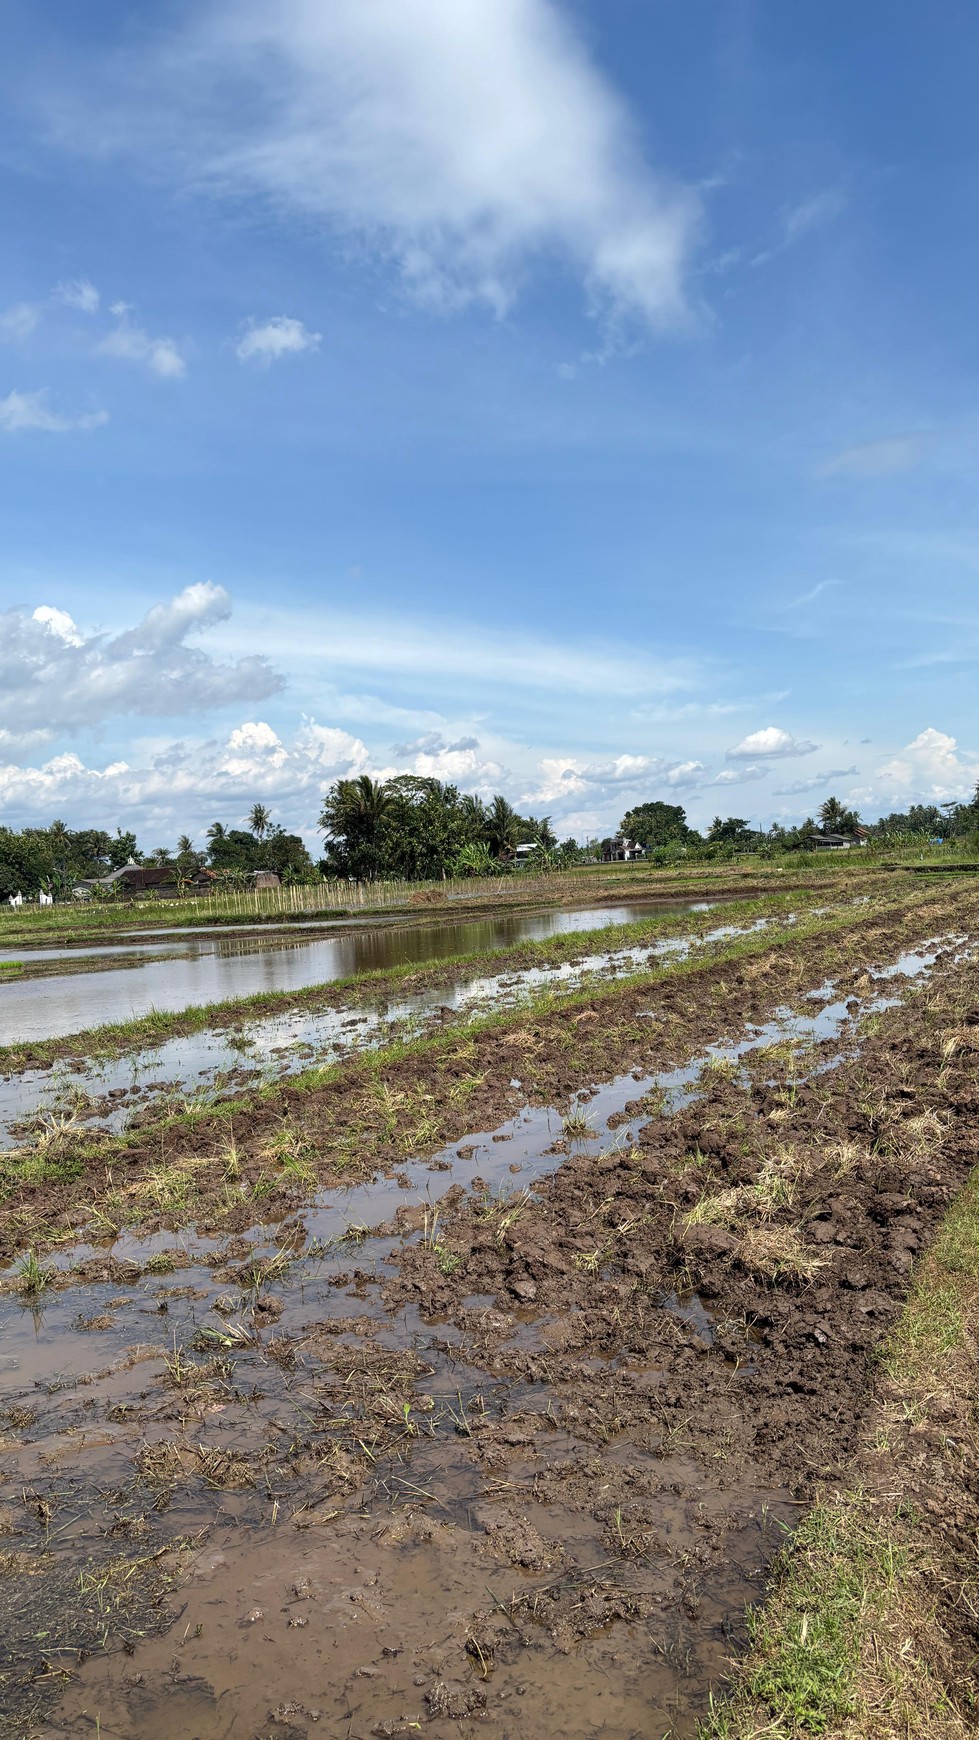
[15,1249,53,1296]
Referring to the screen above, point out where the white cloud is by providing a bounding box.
[236,316,321,364]
[0,583,282,742]
[522,752,705,807]
[0,389,108,433]
[32,605,83,646]
[228,604,701,700]
[55,277,100,314]
[727,726,818,760]
[84,0,701,335]
[771,766,858,796]
[818,435,925,479]
[0,719,380,839]
[873,728,979,804]
[98,311,186,377]
[710,764,768,786]
[0,303,40,341]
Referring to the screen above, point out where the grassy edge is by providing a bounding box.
[698,1171,979,1740]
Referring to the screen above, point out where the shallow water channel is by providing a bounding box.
[0,935,955,1738]
[0,900,710,1044]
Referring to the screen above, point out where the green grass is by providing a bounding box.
[702,1502,903,1738]
[699,1159,979,1739]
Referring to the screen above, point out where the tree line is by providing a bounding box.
[2,780,977,900]
[617,790,979,860]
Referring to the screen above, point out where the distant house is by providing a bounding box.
[602,836,646,863]
[73,864,217,900]
[806,832,852,851]
[251,871,281,890]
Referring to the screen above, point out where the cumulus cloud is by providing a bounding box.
[0,303,40,341]
[98,309,186,377]
[873,728,979,803]
[818,435,925,479]
[523,753,705,807]
[0,719,378,837]
[236,316,321,364]
[0,389,108,433]
[55,277,100,314]
[81,0,700,335]
[726,726,818,760]
[0,584,282,742]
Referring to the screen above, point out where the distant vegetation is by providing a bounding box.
[614,791,979,865]
[1,783,977,900]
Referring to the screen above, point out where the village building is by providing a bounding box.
[601,835,646,863]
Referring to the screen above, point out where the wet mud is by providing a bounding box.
[0,883,976,1738]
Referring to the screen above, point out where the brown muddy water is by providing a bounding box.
[0,938,953,1739]
[0,902,712,1046]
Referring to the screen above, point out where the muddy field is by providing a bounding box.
[1,877,977,1738]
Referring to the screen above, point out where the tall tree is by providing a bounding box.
[818,796,860,836]
[485,795,520,860]
[620,801,698,850]
[248,804,271,842]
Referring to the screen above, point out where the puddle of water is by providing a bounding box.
[0,899,714,1043]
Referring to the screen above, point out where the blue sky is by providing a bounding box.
[2,0,978,849]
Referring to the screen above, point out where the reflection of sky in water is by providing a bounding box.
[1,900,711,1043]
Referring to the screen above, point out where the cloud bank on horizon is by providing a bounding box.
[1,1,977,844]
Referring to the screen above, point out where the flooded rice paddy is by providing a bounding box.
[0,902,779,1150]
[0,915,962,1738]
[0,900,710,1041]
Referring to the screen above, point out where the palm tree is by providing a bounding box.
[485,794,519,861]
[319,776,393,879]
[206,822,226,844]
[819,796,860,836]
[248,803,271,842]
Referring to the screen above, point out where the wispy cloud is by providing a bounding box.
[236,316,321,365]
[55,276,100,314]
[752,186,846,267]
[771,766,858,796]
[98,307,186,377]
[0,303,40,342]
[229,604,703,700]
[726,726,818,760]
[785,579,839,610]
[0,389,108,433]
[784,188,847,242]
[59,0,702,337]
[818,434,926,479]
